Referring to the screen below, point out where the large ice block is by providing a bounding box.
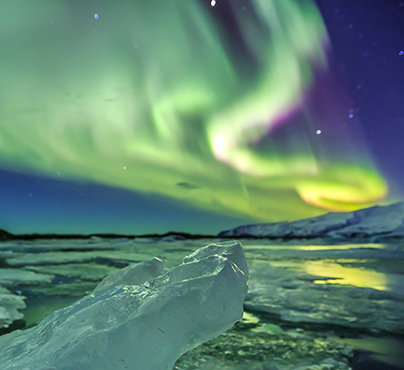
[0,240,248,370]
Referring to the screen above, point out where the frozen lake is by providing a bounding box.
[0,237,403,369]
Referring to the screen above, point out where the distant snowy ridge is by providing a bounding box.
[218,202,404,240]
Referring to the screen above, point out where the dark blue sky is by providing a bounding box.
[316,0,404,197]
[0,168,256,235]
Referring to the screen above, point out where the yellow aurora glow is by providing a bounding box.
[0,0,387,222]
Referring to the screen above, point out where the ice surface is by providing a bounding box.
[23,264,119,281]
[6,251,155,267]
[244,259,404,334]
[0,269,53,329]
[0,240,248,370]
[219,202,404,240]
[0,287,26,329]
[0,237,401,368]
[91,257,165,297]
[175,316,353,370]
[0,269,53,287]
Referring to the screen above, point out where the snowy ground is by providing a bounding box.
[0,237,403,369]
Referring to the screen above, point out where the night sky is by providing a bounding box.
[0,0,403,235]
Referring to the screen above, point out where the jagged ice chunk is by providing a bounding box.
[0,240,248,370]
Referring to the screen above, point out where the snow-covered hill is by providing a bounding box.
[218,202,404,240]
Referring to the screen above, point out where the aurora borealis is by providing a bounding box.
[0,0,401,234]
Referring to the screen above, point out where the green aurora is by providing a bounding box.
[0,0,388,223]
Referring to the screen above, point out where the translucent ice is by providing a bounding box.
[91,257,165,297]
[0,240,248,370]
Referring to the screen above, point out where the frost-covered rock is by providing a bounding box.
[219,202,404,240]
[0,240,248,370]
